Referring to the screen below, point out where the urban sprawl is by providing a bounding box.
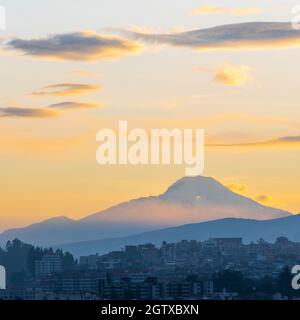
[1,237,300,300]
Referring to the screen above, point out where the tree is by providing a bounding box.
[0,238,77,285]
[27,246,43,276]
[62,252,77,271]
[277,266,295,298]
[213,269,254,294]
[255,276,277,294]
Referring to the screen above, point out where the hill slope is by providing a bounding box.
[57,214,300,257]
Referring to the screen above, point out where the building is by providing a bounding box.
[126,272,154,284]
[211,238,243,249]
[41,271,106,293]
[138,244,159,262]
[35,254,62,278]
[125,246,139,260]
[203,281,214,296]
[0,288,98,301]
[161,242,176,262]
[79,254,98,270]
[0,289,16,300]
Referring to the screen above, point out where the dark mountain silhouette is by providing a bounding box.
[57,214,300,257]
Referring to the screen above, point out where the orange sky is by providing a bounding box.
[0,1,300,230]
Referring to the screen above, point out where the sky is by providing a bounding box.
[0,0,300,230]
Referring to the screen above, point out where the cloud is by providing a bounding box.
[226,183,248,193]
[0,101,102,119]
[196,63,253,86]
[213,64,253,86]
[191,5,263,16]
[208,135,300,147]
[31,83,102,97]
[256,195,272,203]
[48,101,102,110]
[276,136,300,143]
[0,107,58,118]
[125,22,300,52]
[7,32,143,61]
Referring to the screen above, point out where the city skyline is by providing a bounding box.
[1,235,300,300]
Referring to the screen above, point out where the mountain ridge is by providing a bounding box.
[0,176,291,247]
[57,214,300,257]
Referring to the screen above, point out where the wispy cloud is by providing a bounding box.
[226,183,248,193]
[256,195,272,203]
[191,5,263,17]
[31,83,102,97]
[208,135,300,147]
[277,136,300,143]
[196,63,253,86]
[48,101,102,110]
[0,107,58,118]
[125,22,300,52]
[0,101,102,118]
[7,32,143,61]
[213,64,253,86]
